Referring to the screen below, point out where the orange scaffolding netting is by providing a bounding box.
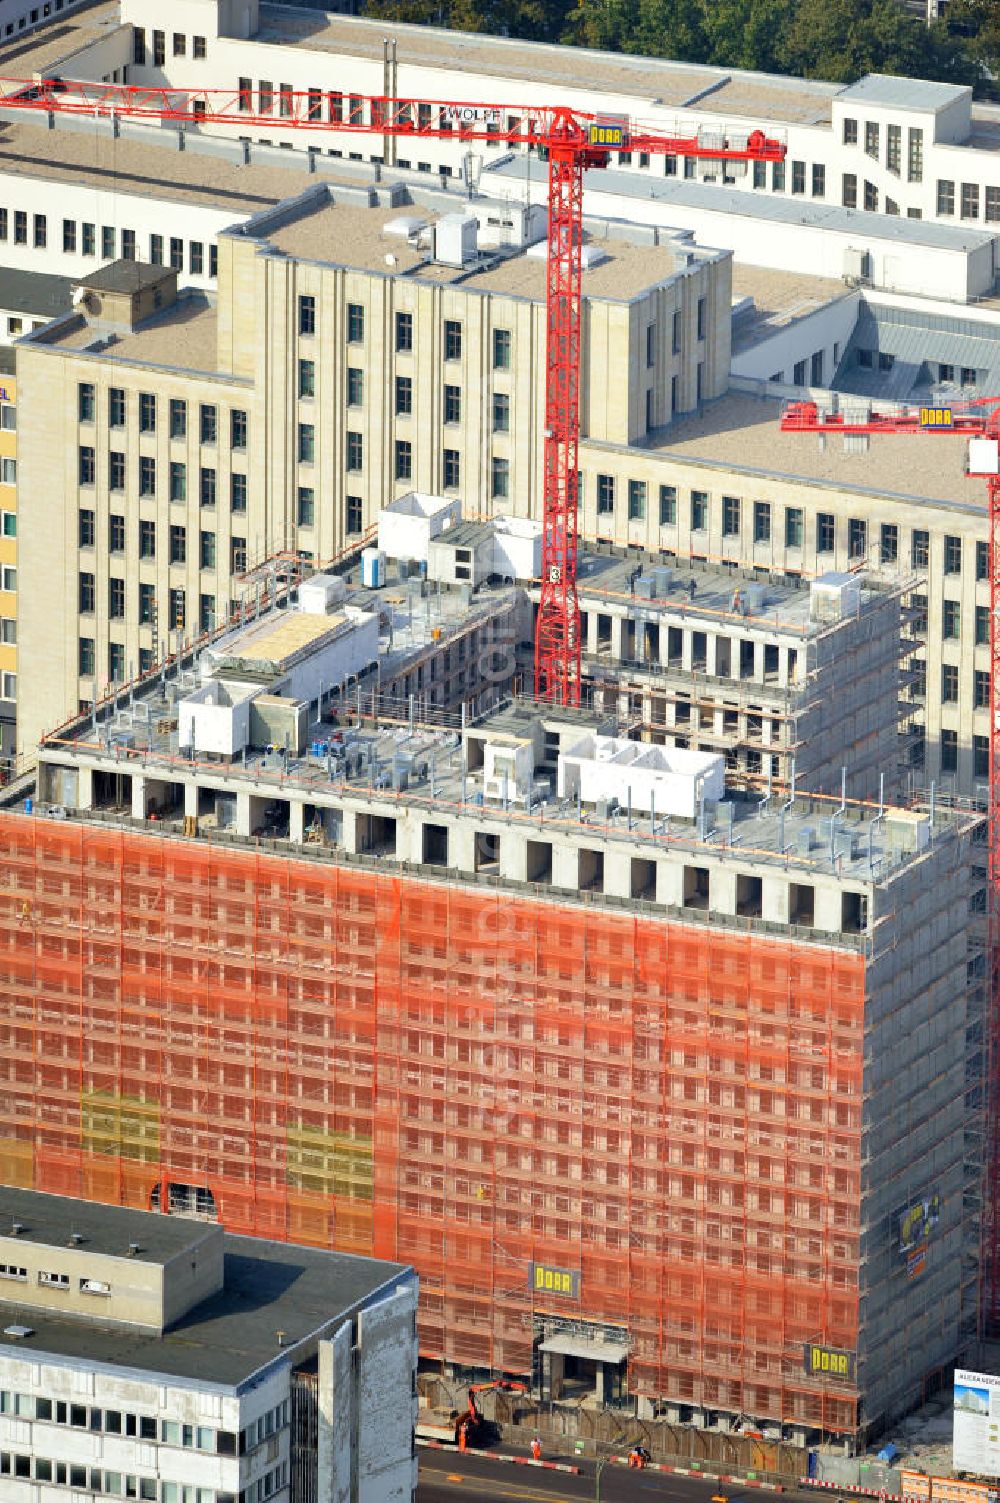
[0,812,864,1430]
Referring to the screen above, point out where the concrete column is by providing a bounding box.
[603,848,632,900]
[710,866,738,916]
[184,782,199,818]
[341,807,359,853]
[501,829,528,882]
[586,611,599,656]
[657,860,684,908]
[610,615,625,663]
[448,820,476,876]
[706,632,718,677]
[814,882,843,934]
[77,765,94,811]
[235,791,253,838]
[131,775,147,821]
[681,625,693,672]
[289,800,305,844]
[551,842,579,892]
[762,875,791,924]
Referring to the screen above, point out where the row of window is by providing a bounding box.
[914,664,992,708]
[842,117,923,182]
[80,519,244,571]
[296,491,364,534]
[0,1392,234,1451]
[82,628,204,681]
[79,388,246,446]
[134,27,209,65]
[3,0,80,41]
[79,456,246,510]
[0,213,218,274]
[0,1453,233,1500]
[936,179,1000,222]
[80,561,244,621]
[297,298,513,368]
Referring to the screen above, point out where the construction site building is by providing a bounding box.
[0,536,982,1447]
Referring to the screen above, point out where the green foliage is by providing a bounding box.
[362,0,988,95]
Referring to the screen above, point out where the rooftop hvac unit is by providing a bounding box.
[843,247,869,282]
[435,213,478,268]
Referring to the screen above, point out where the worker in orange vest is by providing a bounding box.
[531,1437,542,1462]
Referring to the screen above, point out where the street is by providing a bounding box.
[418,1446,823,1503]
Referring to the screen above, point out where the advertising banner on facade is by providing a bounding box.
[954,1369,1000,1477]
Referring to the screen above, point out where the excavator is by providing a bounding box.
[454,1380,528,1449]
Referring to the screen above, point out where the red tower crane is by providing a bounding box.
[782,394,1000,1328]
[0,76,784,703]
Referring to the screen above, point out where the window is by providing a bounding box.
[962,366,977,388]
[200,594,215,634]
[812,164,825,197]
[816,512,835,553]
[912,529,929,568]
[785,507,803,548]
[297,487,315,526]
[444,384,461,424]
[298,295,316,336]
[78,637,95,675]
[346,497,363,536]
[231,409,248,450]
[78,446,95,486]
[843,117,857,145]
[908,128,923,183]
[109,577,125,619]
[347,303,364,343]
[139,393,156,434]
[133,26,146,63]
[0,512,13,540]
[911,593,928,634]
[977,605,990,645]
[347,431,364,472]
[753,500,771,543]
[109,388,126,429]
[33,212,46,248]
[1,566,14,592]
[443,449,460,490]
[793,359,806,385]
[109,513,125,553]
[943,599,961,639]
[842,173,857,209]
[139,519,155,559]
[645,323,655,367]
[492,392,510,433]
[939,362,955,384]
[937,180,955,216]
[12,211,25,246]
[845,517,866,560]
[394,440,412,481]
[189,241,203,276]
[173,30,186,55]
[169,525,186,565]
[152,27,165,64]
[139,456,156,497]
[168,588,186,630]
[597,475,615,516]
[880,523,898,563]
[491,456,510,500]
[977,540,989,581]
[659,485,677,526]
[395,376,412,416]
[0,404,13,433]
[975,734,989,779]
[169,462,186,503]
[791,160,805,195]
[444,320,462,361]
[772,161,784,191]
[941,664,959,703]
[944,535,962,574]
[78,509,95,548]
[121,228,136,261]
[200,531,216,570]
[911,660,926,699]
[976,669,991,709]
[628,480,647,521]
[169,237,184,271]
[696,297,706,341]
[231,474,247,514]
[0,210,6,242]
[78,382,95,422]
[258,79,273,114]
[238,77,252,111]
[395,312,413,352]
[200,405,217,445]
[752,160,766,188]
[79,572,95,613]
[194,34,206,58]
[101,225,115,260]
[887,124,901,176]
[864,121,879,159]
[199,468,216,508]
[987,187,1000,224]
[298,359,315,399]
[941,729,958,773]
[962,183,980,220]
[864,181,878,212]
[690,490,708,531]
[722,495,740,537]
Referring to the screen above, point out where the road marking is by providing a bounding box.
[419,1463,580,1503]
[447,1474,464,1482]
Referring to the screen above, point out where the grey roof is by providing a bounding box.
[833,297,1000,402]
[79,261,176,295]
[0,265,75,318]
[0,1232,411,1390]
[0,1188,214,1265]
[486,155,996,250]
[837,74,970,112]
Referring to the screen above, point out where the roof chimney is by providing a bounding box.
[10,1222,23,1237]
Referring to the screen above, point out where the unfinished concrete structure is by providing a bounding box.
[0,531,982,1448]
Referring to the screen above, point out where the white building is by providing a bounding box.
[0,1188,418,1503]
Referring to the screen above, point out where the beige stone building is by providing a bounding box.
[15,181,730,754]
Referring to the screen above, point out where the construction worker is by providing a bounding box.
[531,1436,542,1462]
[458,1419,468,1452]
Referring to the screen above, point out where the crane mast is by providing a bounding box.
[0,75,784,703]
[782,396,1000,1334]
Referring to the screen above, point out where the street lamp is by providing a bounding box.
[595,1434,629,1503]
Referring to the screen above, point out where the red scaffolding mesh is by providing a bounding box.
[0,812,864,1430]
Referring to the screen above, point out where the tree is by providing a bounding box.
[702,0,796,74]
[781,0,978,85]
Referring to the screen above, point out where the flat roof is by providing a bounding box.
[0,265,76,317]
[0,1234,410,1389]
[219,609,347,668]
[0,0,122,78]
[731,264,851,354]
[254,2,839,125]
[650,389,986,508]
[0,1188,211,1265]
[837,74,969,113]
[37,291,222,376]
[80,260,175,294]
